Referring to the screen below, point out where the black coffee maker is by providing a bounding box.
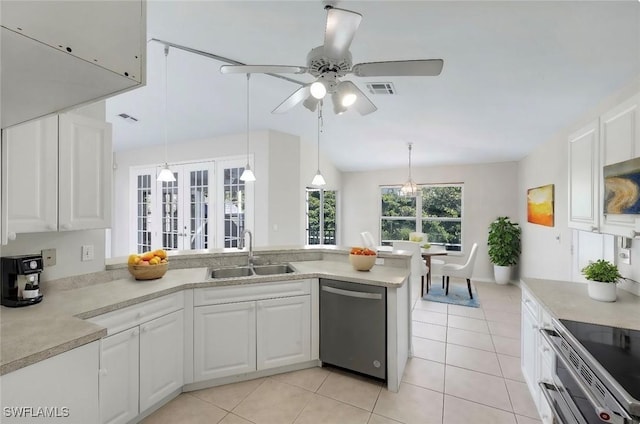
[1,254,44,307]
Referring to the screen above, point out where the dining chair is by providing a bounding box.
[430,258,445,288]
[360,231,377,250]
[392,241,429,295]
[442,243,479,299]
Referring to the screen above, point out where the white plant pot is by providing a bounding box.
[494,265,511,285]
[587,280,617,302]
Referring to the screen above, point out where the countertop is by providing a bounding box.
[521,277,640,331]
[0,260,409,375]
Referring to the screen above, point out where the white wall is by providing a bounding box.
[341,162,519,281]
[0,102,108,281]
[518,75,640,286]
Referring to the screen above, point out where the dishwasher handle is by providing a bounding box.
[321,285,383,300]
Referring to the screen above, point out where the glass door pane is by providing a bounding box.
[189,169,209,249]
[136,173,153,253]
[323,190,337,245]
[161,173,179,250]
[223,167,245,248]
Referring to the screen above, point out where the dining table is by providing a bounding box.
[420,246,448,296]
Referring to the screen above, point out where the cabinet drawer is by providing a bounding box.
[521,287,539,319]
[538,331,554,370]
[195,279,311,306]
[88,292,184,335]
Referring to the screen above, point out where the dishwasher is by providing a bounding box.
[319,278,387,380]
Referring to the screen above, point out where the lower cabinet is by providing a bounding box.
[98,310,183,424]
[193,281,312,383]
[521,301,538,398]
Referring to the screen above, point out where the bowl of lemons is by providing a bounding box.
[128,250,169,280]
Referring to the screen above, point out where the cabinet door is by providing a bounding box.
[193,302,256,381]
[257,296,311,370]
[1,115,58,242]
[139,310,184,412]
[99,328,139,424]
[521,304,538,408]
[568,121,599,231]
[58,113,112,231]
[600,95,640,236]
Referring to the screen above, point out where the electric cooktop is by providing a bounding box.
[560,319,640,401]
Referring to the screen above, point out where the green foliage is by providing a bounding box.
[307,190,336,244]
[581,260,621,283]
[487,217,521,266]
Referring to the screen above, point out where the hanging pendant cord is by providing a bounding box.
[408,143,413,181]
[246,73,251,162]
[164,46,169,164]
[317,101,323,171]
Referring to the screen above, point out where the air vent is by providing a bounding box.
[366,82,395,95]
[117,113,139,123]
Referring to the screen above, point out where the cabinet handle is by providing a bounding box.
[8,232,16,241]
[591,226,599,232]
[99,368,108,377]
[141,326,148,333]
[132,329,139,337]
[524,299,530,304]
[61,223,72,230]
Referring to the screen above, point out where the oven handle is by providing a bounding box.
[539,381,580,424]
[539,329,631,423]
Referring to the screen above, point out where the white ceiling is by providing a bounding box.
[106,1,640,172]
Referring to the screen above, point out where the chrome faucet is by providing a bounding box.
[240,229,254,266]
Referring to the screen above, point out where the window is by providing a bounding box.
[306,188,337,245]
[380,184,463,251]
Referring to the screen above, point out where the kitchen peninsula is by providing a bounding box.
[0,247,411,424]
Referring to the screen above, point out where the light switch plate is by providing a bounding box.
[42,248,56,266]
[81,245,94,262]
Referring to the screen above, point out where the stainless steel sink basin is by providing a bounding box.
[209,266,254,279]
[252,264,296,276]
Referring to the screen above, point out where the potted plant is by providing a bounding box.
[488,217,521,284]
[582,259,621,302]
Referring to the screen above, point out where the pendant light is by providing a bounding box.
[311,102,326,187]
[157,45,176,183]
[400,142,418,197]
[240,73,256,182]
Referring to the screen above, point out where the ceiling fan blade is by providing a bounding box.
[323,7,362,59]
[352,59,444,77]
[220,65,307,74]
[272,85,311,114]
[339,81,377,115]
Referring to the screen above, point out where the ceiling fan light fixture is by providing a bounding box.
[341,92,357,107]
[310,80,327,99]
[331,91,347,115]
[303,95,320,112]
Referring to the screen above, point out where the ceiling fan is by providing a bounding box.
[220,5,444,116]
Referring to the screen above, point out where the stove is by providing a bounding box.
[559,320,640,403]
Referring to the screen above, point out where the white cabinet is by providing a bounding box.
[567,93,640,236]
[99,328,139,424]
[59,113,112,231]
[521,292,539,402]
[1,112,112,243]
[194,302,257,381]
[193,280,312,383]
[599,94,640,237]
[0,341,100,424]
[568,120,600,231]
[90,293,184,423]
[257,296,311,370]
[139,310,184,411]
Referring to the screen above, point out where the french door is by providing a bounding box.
[130,158,253,253]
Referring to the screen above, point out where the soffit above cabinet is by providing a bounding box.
[1,0,146,129]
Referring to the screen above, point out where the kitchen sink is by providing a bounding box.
[209,266,254,279]
[252,264,296,276]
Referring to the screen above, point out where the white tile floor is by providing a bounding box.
[143,278,541,424]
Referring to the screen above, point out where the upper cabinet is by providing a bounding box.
[568,120,600,231]
[1,113,112,244]
[568,94,640,237]
[1,0,146,128]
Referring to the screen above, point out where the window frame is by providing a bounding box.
[379,183,464,252]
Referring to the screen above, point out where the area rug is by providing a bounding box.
[423,283,480,308]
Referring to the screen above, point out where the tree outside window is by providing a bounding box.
[306,189,337,245]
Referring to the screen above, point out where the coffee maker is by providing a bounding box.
[1,254,44,307]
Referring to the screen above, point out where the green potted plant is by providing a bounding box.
[582,259,621,302]
[488,217,521,284]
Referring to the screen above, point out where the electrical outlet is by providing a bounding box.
[42,248,56,266]
[81,245,94,262]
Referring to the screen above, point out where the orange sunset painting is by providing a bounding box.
[527,184,554,227]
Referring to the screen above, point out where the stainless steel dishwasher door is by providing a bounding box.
[319,278,387,380]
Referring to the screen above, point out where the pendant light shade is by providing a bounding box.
[157,45,176,183]
[240,73,256,182]
[312,102,326,187]
[400,143,418,197]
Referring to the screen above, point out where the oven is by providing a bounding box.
[539,321,639,424]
